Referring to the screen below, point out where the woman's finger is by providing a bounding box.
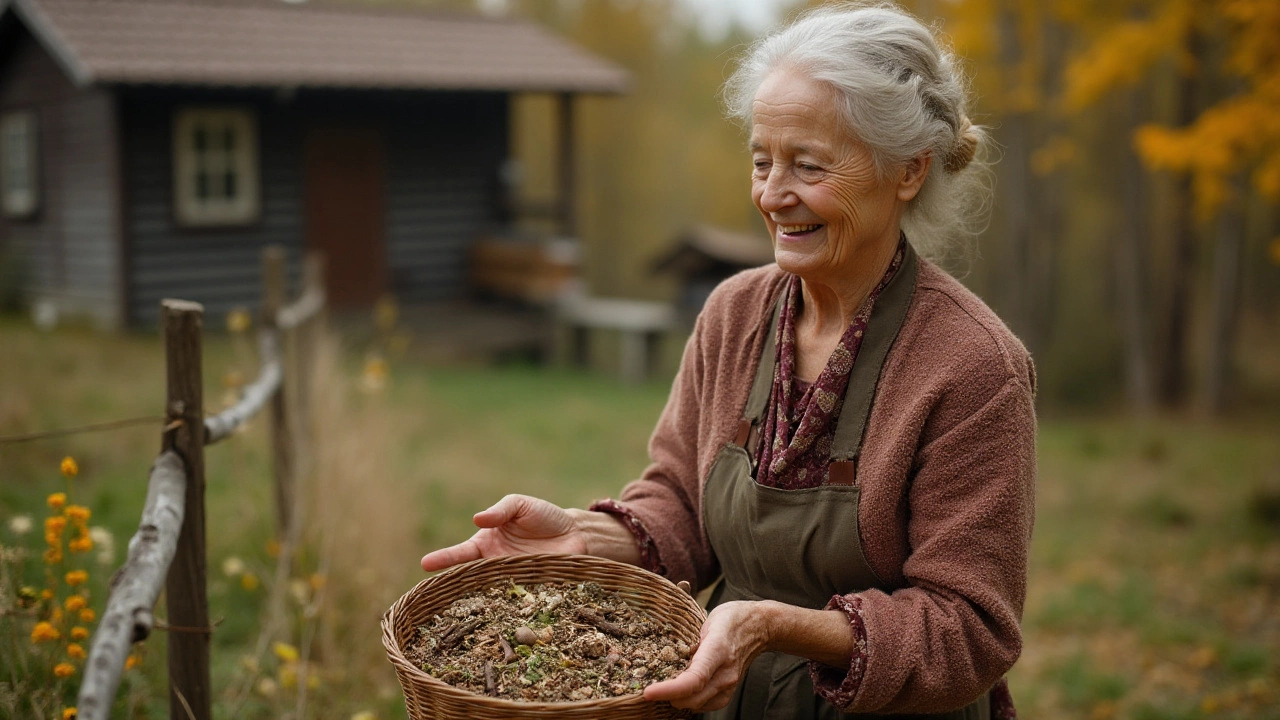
[643,662,712,702]
[419,538,481,571]
[471,494,528,528]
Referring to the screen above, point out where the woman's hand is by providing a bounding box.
[643,600,772,712]
[420,494,587,572]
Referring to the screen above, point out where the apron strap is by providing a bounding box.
[736,290,786,447]
[829,243,919,462]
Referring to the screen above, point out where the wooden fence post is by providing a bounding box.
[295,252,325,444]
[162,299,211,720]
[262,246,294,538]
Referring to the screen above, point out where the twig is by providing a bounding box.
[575,608,628,638]
[484,660,496,697]
[440,618,484,649]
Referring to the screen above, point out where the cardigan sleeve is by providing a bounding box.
[823,373,1036,714]
[592,313,721,592]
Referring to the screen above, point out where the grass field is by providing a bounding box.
[1,316,1278,719]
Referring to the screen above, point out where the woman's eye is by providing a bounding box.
[798,163,821,173]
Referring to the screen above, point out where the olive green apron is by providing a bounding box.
[701,245,990,720]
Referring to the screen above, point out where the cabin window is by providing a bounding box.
[0,112,39,218]
[173,108,260,226]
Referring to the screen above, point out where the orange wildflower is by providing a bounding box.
[64,595,87,612]
[53,662,75,678]
[65,570,88,587]
[125,654,140,670]
[65,506,91,524]
[67,643,86,660]
[62,708,77,720]
[78,608,96,623]
[47,493,67,511]
[43,547,64,564]
[70,626,89,641]
[60,456,79,478]
[69,536,93,553]
[31,622,60,643]
[45,516,67,535]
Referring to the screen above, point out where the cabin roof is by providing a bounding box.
[2,0,629,93]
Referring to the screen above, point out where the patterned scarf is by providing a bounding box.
[754,241,905,490]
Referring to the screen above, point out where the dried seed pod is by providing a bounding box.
[513,626,538,647]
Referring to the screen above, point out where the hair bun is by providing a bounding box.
[944,117,978,173]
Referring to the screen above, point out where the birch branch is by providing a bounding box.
[276,287,325,331]
[204,330,282,445]
[77,450,187,720]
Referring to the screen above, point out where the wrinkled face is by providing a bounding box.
[750,68,913,284]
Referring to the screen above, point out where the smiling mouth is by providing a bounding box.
[777,224,823,237]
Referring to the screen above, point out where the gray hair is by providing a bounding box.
[724,2,992,263]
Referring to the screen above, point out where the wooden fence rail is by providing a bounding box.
[75,246,326,720]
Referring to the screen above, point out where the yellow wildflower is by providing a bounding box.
[278,663,297,689]
[43,547,64,564]
[65,570,88,587]
[46,532,62,547]
[31,622,60,643]
[18,586,38,608]
[272,642,299,663]
[125,654,140,670]
[65,506,91,524]
[67,643,86,660]
[65,595,87,612]
[70,626,89,641]
[53,662,75,678]
[69,536,93,553]
[226,308,252,334]
[78,608,95,623]
[46,516,67,535]
[62,708,77,720]
[60,456,79,478]
[47,493,67,511]
[41,589,54,601]
[241,573,260,591]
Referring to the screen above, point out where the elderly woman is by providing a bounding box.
[421,4,1035,718]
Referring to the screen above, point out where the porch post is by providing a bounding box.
[557,92,576,238]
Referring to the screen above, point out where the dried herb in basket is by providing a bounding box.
[405,580,693,703]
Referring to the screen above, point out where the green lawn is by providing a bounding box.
[1,317,1277,719]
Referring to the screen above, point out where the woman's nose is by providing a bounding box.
[756,170,797,212]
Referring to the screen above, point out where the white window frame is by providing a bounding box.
[1,111,39,218]
[173,107,260,227]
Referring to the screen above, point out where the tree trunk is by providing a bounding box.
[1157,29,1202,408]
[1117,90,1155,412]
[1201,176,1247,414]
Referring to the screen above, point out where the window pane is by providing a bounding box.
[196,171,209,200]
[224,128,236,153]
[224,171,236,199]
[194,127,207,153]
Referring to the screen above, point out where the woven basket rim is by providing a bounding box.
[381,553,706,713]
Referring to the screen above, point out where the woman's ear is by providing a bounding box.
[897,153,932,202]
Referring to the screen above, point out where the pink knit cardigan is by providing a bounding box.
[606,259,1037,714]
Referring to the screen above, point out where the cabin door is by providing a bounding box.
[303,123,387,307]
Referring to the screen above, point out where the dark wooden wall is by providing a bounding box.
[0,20,122,326]
[120,88,509,327]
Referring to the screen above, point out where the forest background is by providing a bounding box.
[495,0,1280,414]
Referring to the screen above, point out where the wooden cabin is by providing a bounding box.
[652,224,774,321]
[0,0,626,328]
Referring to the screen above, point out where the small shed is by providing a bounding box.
[0,0,627,327]
[652,223,774,319]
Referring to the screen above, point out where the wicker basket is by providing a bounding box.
[382,554,706,720]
